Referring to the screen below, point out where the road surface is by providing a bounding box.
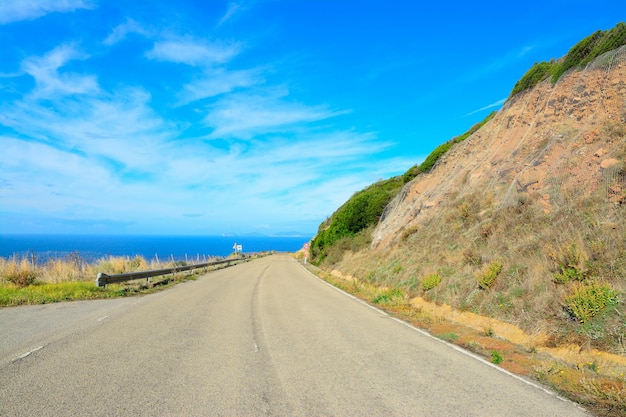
[0,254,589,416]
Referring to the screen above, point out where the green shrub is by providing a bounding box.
[400,225,419,241]
[564,281,618,323]
[402,165,420,184]
[550,30,604,83]
[421,273,442,291]
[439,332,459,342]
[510,61,556,97]
[372,288,406,306]
[582,22,626,66]
[553,267,585,284]
[401,113,495,184]
[477,261,503,290]
[311,179,402,262]
[419,142,452,173]
[491,350,504,364]
[550,243,588,284]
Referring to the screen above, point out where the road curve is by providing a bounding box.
[0,254,589,416]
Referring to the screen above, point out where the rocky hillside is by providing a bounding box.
[323,44,626,354]
[376,45,625,248]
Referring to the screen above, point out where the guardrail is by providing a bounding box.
[96,256,246,287]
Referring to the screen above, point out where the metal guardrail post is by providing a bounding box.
[96,272,110,288]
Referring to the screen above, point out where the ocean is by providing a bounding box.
[0,234,311,263]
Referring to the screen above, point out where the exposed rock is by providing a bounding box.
[373,45,626,250]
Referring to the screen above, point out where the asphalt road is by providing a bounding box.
[0,254,590,416]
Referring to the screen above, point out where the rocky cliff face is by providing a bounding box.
[374,45,626,250]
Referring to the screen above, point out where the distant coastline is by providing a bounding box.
[0,234,311,263]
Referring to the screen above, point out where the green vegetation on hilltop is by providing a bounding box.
[509,22,626,98]
[311,177,403,262]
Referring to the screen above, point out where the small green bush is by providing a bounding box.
[439,332,459,342]
[1,259,39,287]
[491,350,504,364]
[553,266,585,284]
[550,243,588,284]
[477,261,503,290]
[550,30,604,83]
[372,288,406,306]
[564,281,618,323]
[6,269,38,287]
[421,273,442,291]
[402,165,420,184]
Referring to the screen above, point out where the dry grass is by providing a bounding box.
[0,254,186,287]
[0,254,223,307]
[328,183,626,355]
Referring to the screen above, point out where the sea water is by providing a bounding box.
[0,234,311,263]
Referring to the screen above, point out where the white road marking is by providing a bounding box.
[15,346,43,361]
[96,315,110,322]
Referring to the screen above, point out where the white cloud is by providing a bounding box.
[205,91,348,139]
[146,39,241,67]
[21,44,99,98]
[218,2,243,26]
[0,0,93,24]
[0,18,411,235]
[464,97,506,117]
[1,90,400,234]
[103,19,150,45]
[178,68,263,104]
[2,88,174,172]
[0,136,114,214]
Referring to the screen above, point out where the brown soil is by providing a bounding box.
[374,48,626,249]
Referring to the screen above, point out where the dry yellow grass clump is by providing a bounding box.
[0,255,168,287]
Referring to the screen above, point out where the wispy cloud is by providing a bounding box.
[103,18,150,45]
[205,90,349,139]
[178,68,264,104]
[0,13,416,235]
[1,49,383,234]
[218,2,244,26]
[0,0,93,24]
[146,39,241,66]
[2,90,175,172]
[21,44,99,98]
[464,98,506,117]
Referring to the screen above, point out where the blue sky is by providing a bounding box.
[0,1,623,236]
